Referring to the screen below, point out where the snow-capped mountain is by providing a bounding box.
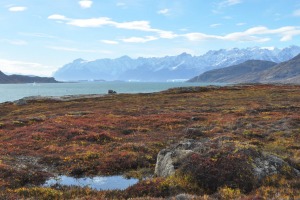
[53,46,300,82]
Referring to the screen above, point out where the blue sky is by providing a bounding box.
[0,0,300,76]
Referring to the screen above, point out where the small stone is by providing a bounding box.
[14,99,27,106]
[108,90,117,94]
[191,117,200,121]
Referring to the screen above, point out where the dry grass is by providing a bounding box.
[0,84,299,199]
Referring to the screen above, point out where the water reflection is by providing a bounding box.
[44,175,138,190]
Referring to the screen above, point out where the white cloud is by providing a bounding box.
[210,23,221,28]
[224,33,270,42]
[121,36,158,43]
[8,6,27,12]
[114,20,153,31]
[236,22,246,26]
[48,14,300,44]
[47,46,112,54]
[100,40,119,45]
[184,33,222,41]
[220,0,242,7]
[158,9,170,16]
[279,29,300,42]
[179,28,189,32]
[1,39,27,46]
[66,17,113,27]
[226,0,242,5]
[214,0,242,13]
[116,2,126,6]
[48,14,68,20]
[48,15,177,40]
[8,40,27,46]
[157,31,178,39]
[64,18,152,30]
[0,59,56,77]
[293,9,300,16]
[183,26,300,42]
[116,2,127,8]
[79,0,93,9]
[223,16,233,20]
[19,32,57,39]
[244,26,296,35]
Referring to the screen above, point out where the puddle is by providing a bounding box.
[43,175,138,190]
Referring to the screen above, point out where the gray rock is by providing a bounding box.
[155,148,193,178]
[108,89,117,94]
[155,139,208,177]
[253,153,300,180]
[14,99,27,106]
[154,137,299,189]
[173,193,198,200]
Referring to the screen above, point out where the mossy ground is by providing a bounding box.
[0,84,299,199]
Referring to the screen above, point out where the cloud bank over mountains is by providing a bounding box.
[1,0,300,76]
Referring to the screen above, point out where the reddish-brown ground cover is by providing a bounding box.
[0,84,299,199]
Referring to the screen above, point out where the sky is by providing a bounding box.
[0,0,300,76]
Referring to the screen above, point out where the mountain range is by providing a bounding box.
[53,46,300,82]
[0,71,58,84]
[188,54,300,84]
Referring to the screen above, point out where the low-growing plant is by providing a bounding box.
[217,186,242,200]
[178,151,257,193]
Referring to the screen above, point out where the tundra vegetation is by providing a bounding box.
[0,84,299,199]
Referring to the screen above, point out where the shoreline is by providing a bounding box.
[0,81,221,104]
[4,83,299,105]
[13,94,107,103]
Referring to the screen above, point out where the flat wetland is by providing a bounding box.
[0,84,299,199]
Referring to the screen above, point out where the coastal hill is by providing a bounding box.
[53,46,300,82]
[259,53,300,84]
[189,53,300,84]
[0,71,58,84]
[188,60,277,83]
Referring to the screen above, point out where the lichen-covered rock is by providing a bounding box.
[14,99,27,106]
[154,136,299,192]
[252,152,299,180]
[155,139,208,177]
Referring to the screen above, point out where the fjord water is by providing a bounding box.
[0,82,222,103]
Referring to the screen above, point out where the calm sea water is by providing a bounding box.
[0,82,223,103]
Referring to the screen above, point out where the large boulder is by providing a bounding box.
[154,136,299,192]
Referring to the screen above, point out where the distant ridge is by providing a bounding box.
[188,60,277,83]
[259,53,300,84]
[53,46,300,82]
[0,71,58,84]
[188,53,300,84]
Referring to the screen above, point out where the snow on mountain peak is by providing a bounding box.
[54,46,300,82]
[171,61,185,70]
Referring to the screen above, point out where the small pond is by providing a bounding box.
[43,175,139,190]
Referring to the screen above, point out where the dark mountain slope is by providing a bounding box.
[189,54,300,84]
[259,54,300,84]
[0,71,11,83]
[0,71,58,84]
[188,60,277,83]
